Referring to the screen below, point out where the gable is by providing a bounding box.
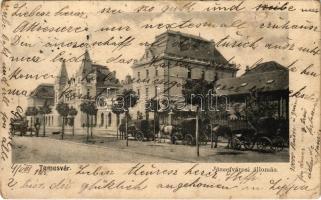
[243,61,287,76]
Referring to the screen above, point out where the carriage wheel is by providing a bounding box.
[172,132,182,145]
[257,137,272,152]
[183,134,194,145]
[271,136,285,152]
[231,137,242,150]
[243,136,254,150]
[135,131,144,142]
[174,133,183,141]
[200,134,209,145]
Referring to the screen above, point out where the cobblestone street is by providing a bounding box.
[12,132,289,163]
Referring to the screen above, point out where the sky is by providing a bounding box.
[5,1,291,108]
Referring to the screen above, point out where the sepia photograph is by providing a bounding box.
[0,0,319,199]
[11,30,290,163]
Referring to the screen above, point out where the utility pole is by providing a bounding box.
[196,106,199,157]
[126,111,128,147]
[210,124,214,149]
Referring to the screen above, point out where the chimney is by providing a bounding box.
[245,65,250,72]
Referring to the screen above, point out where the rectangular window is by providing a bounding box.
[187,68,192,79]
[145,88,149,99]
[201,70,205,79]
[146,69,149,78]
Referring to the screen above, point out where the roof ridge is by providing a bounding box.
[38,83,54,86]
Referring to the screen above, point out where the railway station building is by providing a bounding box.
[131,30,239,121]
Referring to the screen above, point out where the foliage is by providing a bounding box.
[182,79,214,107]
[111,99,125,115]
[80,101,97,116]
[38,104,52,115]
[68,107,78,127]
[112,89,139,114]
[69,106,78,116]
[56,102,70,117]
[122,89,139,110]
[182,79,214,120]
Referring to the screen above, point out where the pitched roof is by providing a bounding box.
[56,61,68,86]
[77,49,93,77]
[215,70,289,96]
[243,61,287,76]
[134,31,236,70]
[30,84,54,99]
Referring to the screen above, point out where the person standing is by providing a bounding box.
[35,119,41,137]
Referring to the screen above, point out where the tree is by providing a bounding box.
[182,79,214,121]
[80,101,97,142]
[38,101,52,137]
[112,99,124,139]
[114,89,139,146]
[88,103,98,138]
[25,107,38,136]
[182,79,214,156]
[145,99,159,139]
[68,106,78,136]
[56,102,70,140]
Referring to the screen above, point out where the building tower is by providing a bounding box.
[77,49,97,99]
[54,60,69,104]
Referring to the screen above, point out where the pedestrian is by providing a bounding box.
[35,119,40,137]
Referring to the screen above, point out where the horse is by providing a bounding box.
[212,124,233,148]
[118,123,126,139]
[159,124,178,144]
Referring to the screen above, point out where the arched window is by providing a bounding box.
[101,113,104,126]
[108,113,112,126]
[201,70,205,80]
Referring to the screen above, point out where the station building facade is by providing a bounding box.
[131,30,239,119]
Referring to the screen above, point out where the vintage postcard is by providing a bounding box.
[0,0,320,198]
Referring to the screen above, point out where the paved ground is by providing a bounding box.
[12,131,289,163]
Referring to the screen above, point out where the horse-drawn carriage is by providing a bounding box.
[119,119,158,141]
[10,118,28,136]
[175,118,210,145]
[159,118,210,145]
[228,117,288,152]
